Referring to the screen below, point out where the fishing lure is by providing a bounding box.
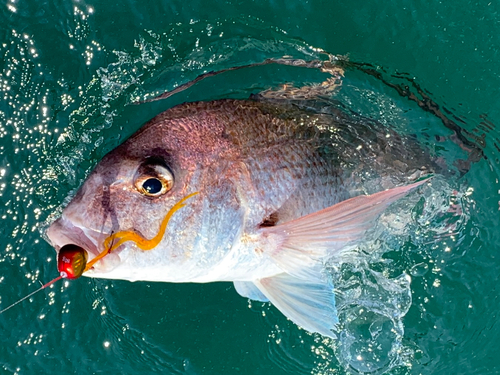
[0,192,197,313]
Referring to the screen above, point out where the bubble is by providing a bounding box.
[410,262,429,277]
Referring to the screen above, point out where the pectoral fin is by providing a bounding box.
[261,178,429,279]
[234,281,269,302]
[254,273,338,338]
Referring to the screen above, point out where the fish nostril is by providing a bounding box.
[57,244,88,279]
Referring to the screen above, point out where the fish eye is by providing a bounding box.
[142,178,163,194]
[134,163,173,197]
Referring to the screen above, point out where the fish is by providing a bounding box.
[46,97,432,338]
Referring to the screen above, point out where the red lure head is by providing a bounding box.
[57,244,88,279]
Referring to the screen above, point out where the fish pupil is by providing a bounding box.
[143,178,162,194]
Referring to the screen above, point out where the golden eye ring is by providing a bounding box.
[134,164,173,197]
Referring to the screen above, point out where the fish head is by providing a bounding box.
[46,103,245,281]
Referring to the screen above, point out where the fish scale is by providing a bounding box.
[46,97,432,338]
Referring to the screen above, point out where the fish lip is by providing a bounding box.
[46,216,131,275]
[46,215,106,259]
[84,242,128,276]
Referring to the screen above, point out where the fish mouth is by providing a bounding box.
[46,215,123,273]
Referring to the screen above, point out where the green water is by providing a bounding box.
[1,0,500,374]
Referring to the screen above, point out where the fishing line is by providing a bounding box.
[0,192,197,315]
[0,276,62,314]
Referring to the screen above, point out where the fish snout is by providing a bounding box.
[46,216,100,258]
[46,216,123,275]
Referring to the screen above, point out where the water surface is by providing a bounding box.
[1,1,500,374]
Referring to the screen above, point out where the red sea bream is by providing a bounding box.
[46,98,431,338]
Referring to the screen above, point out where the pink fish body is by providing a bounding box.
[47,99,429,338]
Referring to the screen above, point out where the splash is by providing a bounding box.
[332,266,412,374]
[307,175,469,374]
